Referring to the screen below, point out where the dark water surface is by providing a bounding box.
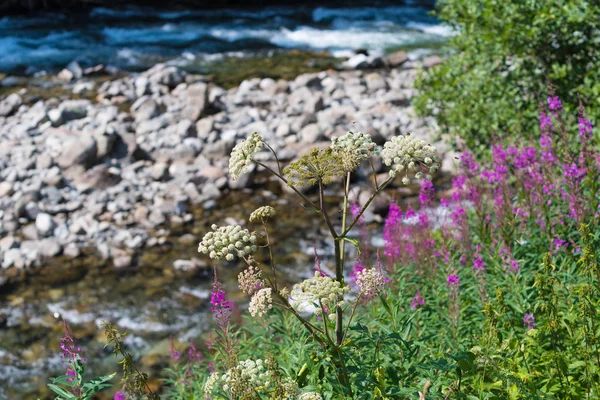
[0,2,450,75]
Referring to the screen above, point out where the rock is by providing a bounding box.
[63,243,81,258]
[384,51,409,67]
[57,68,74,82]
[113,253,133,269]
[2,248,25,269]
[57,134,97,169]
[195,118,213,139]
[35,213,56,238]
[181,82,209,121]
[36,154,54,170]
[39,238,62,257]
[298,123,323,143]
[133,98,160,123]
[342,54,370,69]
[0,235,17,251]
[73,81,96,94]
[150,162,169,181]
[0,181,14,197]
[148,65,185,88]
[366,73,389,92]
[422,55,443,69]
[0,93,22,117]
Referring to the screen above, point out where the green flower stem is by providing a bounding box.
[262,222,278,291]
[336,172,351,346]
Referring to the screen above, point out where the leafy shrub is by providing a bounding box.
[414,0,600,154]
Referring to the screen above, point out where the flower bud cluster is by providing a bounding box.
[290,272,349,314]
[249,288,273,318]
[356,267,388,298]
[223,359,269,395]
[249,205,276,223]
[229,132,262,181]
[198,224,257,261]
[381,135,439,183]
[238,265,264,295]
[298,393,323,400]
[331,131,379,170]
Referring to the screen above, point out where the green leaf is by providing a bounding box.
[336,236,362,257]
[47,384,78,400]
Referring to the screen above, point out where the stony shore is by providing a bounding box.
[0,53,452,286]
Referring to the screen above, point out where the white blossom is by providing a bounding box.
[297,392,323,400]
[381,135,439,183]
[356,267,388,297]
[249,206,276,223]
[249,288,273,318]
[331,131,378,163]
[229,132,262,181]
[198,224,257,260]
[290,272,349,314]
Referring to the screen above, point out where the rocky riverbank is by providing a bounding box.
[0,52,452,287]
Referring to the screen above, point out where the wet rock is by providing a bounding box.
[0,93,22,117]
[384,51,409,68]
[35,213,56,238]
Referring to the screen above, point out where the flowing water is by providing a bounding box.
[0,2,450,75]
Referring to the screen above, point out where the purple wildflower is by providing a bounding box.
[547,96,562,113]
[114,392,127,400]
[169,336,181,361]
[446,274,461,287]
[578,117,593,141]
[350,261,365,283]
[419,180,435,208]
[473,257,485,273]
[383,204,402,259]
[410,290,425,310]
[523,313,536,330]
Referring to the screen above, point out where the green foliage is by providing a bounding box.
[414,0,600,154]
[48,358,115,400]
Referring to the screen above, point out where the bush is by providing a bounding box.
[414,0,600,155]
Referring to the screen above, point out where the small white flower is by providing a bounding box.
[204,373,220,396]
[356,267,388,298]
[249,206,276,223]
[229,132,263,181]
[290,272,349,314]
[331,131,379,162]
[198,225,257,260]
[381,135,439,183]
[249,288,273,318]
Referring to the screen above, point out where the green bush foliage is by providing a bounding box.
[414,0,600,154]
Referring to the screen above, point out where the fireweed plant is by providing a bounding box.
[162,97,600,399]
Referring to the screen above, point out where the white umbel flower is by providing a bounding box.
[223,359,269,395]
[381,134,439,183]
[290,272,349,314]
[331,131,378,162]
[249,288,273,318]
[356,267,388,297]
[229,132,262,181]
[198,224,257,261]
[238,265,264,295]
[249,206,276,223]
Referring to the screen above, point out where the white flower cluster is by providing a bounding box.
[249,288,273,318]
[204,372,220,396]
[290,272,350,314]
[356,267,388,297]
[297,393,323,400]
[249,205,276,223]
[223,359,269,394]
[331,131,379,162]
[198,224,257,261]
[238,265,264,295]
[381,135,439,183]
[229,132,262,181]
